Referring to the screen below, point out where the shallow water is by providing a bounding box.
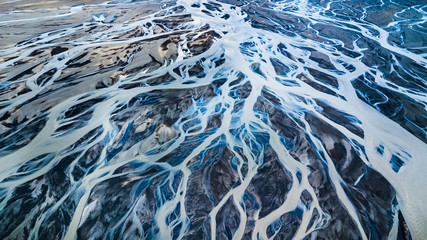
[0,0,426,239]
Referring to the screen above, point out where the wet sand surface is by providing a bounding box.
[0,0,426,239]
